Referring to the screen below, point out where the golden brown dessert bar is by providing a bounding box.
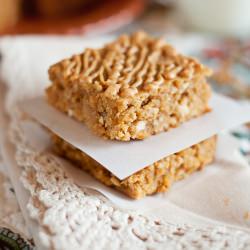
[46,32,212,141]
[52,134,216,199]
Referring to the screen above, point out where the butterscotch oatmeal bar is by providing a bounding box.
[46,31,212,141]
[52,135,216,199]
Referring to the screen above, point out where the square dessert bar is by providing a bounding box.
[52,135,216,199]
[46,32,212,141]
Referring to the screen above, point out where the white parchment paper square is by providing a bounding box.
[20,93,250,179]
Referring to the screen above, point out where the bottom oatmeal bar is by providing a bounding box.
[51,135,216,199]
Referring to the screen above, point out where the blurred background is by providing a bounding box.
[1,0,250,35]
[1,0,250,36]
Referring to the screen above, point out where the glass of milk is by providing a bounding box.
[176,0,250,35]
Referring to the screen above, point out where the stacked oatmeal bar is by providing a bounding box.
[46,32,216,199]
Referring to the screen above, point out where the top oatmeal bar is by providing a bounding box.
[46,31,212,141]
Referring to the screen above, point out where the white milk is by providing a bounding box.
[176,0,250,35]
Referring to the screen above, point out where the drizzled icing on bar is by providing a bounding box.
[49,32,212,99]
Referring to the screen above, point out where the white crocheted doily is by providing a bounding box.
[0,157,30,240]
